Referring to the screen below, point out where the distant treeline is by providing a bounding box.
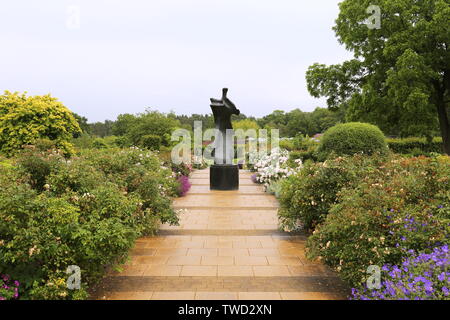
[77,107,344,139]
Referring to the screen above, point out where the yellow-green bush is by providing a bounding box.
[0,91,81,156]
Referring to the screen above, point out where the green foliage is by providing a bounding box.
[306,0,450,153]
[112,111,180,149]
[306,155,450,287]
[72,134,119,150]
[257,108,343,138]
[0,91,81,156]
[72,113,90,136]
[233,119,260,132]
[15,147,63,190]
[140,134,162,151]
[279,139,295,151]
[387,137,443,155]
[317,122,388,160]
[288,149,318,165]
[0,147,180,299]
[279,155,383,231]
[88,120,114,138]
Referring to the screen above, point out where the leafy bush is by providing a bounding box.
[292,134,319,150]
[351,245,450,300]
[140,134,162,150]
[0,91,81,156]
[279,155,384,231]
[170,162,192,178]
[306,155,450,288]
[317,122,388,160]
[288,148,318,165]
[387,137,443,155]
[0,147,180,299]
[15,147,63,190]
[113,111,180,148]
[92,138,109,149]
[279,139,295,151]
[72,135,120,150]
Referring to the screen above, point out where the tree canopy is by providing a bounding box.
[111,110,181,148]
[306,0,450,153]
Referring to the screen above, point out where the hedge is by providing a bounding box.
[387,137,443,155]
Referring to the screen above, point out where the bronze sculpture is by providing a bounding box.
[209,88,240,190]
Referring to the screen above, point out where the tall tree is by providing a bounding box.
[306,0,449,153]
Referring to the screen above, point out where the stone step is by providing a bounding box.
[188,185,264,195]
[173,195,278,210]
[94,276,348,300]
[98,290,347,300]
[91,166,349,300]
[188,178,256,186]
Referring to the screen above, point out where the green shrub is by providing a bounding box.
[288,147,318,165]
[317,122,388,160]
[387,137,443,155]
[292,134,319,150]
[0,146,180,299]
[306,155,450,287]
[279,155,384,231]
[0,91,81,156]
[140,134,162,150]
[92,138,109,149]
[279,139,295,151]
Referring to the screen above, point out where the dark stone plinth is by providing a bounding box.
[210,165,239,191]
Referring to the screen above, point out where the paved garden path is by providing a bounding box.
[93,169,348,300]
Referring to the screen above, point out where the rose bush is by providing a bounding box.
[306,155,450,291]
[0,146,181,299]
[250,148,299,192]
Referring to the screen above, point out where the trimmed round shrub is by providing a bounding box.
[317,122,388,160]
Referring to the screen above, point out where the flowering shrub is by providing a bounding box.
[351,245,450,300]
[306,155,450,290]
[177,175,192,197]
[278,155,384,231]
[0,275,20,300]
[170,162,193,178]
[0,147,180,299]
[250,148,299,189]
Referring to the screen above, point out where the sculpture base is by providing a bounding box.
[210,165,239,191]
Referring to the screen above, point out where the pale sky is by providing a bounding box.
[0,0,352,122]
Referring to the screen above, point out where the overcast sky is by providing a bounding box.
[0,0,352,122]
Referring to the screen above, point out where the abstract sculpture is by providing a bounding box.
[209,88,240,190]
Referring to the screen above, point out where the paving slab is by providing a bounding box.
[91,169,349,300]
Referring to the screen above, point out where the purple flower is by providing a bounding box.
[177,175,191,197]
[351,245,450,300]
[443,287,449,296]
